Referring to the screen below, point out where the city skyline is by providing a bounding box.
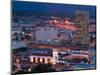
[12,0,96,74]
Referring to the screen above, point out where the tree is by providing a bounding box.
[31,63,56,73]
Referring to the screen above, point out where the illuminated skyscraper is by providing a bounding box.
[74,11,89,44]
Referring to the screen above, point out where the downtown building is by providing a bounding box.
[73,11,89,44]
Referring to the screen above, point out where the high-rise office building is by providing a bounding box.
[74,11,89,44]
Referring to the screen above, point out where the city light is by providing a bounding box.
[52,59,56,65]
[30,56,33,62]
[49,19,77,31]
[12,1,96,74]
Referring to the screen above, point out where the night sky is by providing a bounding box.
[12,0,96,17]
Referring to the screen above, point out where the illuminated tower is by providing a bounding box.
[52,48,59,64]
[74,11,89,44]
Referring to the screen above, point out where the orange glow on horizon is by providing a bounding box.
[49,19,77,31]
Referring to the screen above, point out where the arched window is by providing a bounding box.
[33,57,36,63]
[47,58,51,63]
[42,58,45,63]
[37,58,40,63]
